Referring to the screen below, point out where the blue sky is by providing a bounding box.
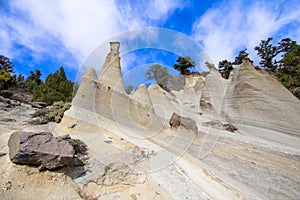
[1,0,300,86]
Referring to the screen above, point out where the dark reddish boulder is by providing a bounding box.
[8,132,87,171]
[169,113,181,128]
[169,113,198,133]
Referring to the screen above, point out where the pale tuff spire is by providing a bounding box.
[98,42,125,93]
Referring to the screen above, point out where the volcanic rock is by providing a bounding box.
[8,132,87,171]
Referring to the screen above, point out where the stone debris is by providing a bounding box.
[199,99,212,109]
[8,132,88,171]
[129,146,156,162]
[30,101,71,124]
[3,181,12,190]
[100,162,138,186]
[104,140,112,144]
[0,96,20,108]
[130,194,137,200]
[169,112,198,133]
[202,120,238,132]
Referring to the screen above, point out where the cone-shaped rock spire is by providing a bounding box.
[72,67,97,111]
[131,84,152,106]
[98,42,125,94]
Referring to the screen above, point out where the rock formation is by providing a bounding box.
[69,42,300,140]
[67,42,162,130]
[57,41,300,200]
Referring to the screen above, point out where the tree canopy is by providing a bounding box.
[276,42,300,99]
[254,37,295,73]
[25,70,43,93]
[173,56,196,75]
[218,49,252,79]
[146,64,172,88]
[0,55,14,73]
[33,67,74,105]
[125,84,135,94]
[218,60,233,79]
[233,49,253,65]
[0,55,15,89]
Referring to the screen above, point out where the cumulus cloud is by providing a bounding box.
[192,0,300,65]
[0,0,186,70]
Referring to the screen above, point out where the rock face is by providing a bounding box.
[8,132,87,170]
[201,63,229,120]
[169,112,198,133]
[225,60,300,133]
[148,84,179,119]
[129,84,154,127]
[72,67,97,112]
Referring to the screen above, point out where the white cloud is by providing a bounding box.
[0,0,186,70]
[192,0,300,66]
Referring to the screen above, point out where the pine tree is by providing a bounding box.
[173,56,196,75]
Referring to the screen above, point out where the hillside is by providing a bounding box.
[0,42,299,199]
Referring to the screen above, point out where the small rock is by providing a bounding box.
[29,102,47,109]
[202,120,238,132]
[0,102,10,108]
[200,99,212,109]
[104,140,112,144]
[3,181,12,190]
[68,123,77,129]
[130,194,137,200]
[29,116,50,125]
[0,152,7,157]
[223,123,238,132]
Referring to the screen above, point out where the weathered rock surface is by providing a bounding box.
[8,132,87,170]
[169,112,198,133]
[225,60,300,133]
[0,95,21,107]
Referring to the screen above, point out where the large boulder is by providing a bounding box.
[8,132,87,170]
[169,113,198,133]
